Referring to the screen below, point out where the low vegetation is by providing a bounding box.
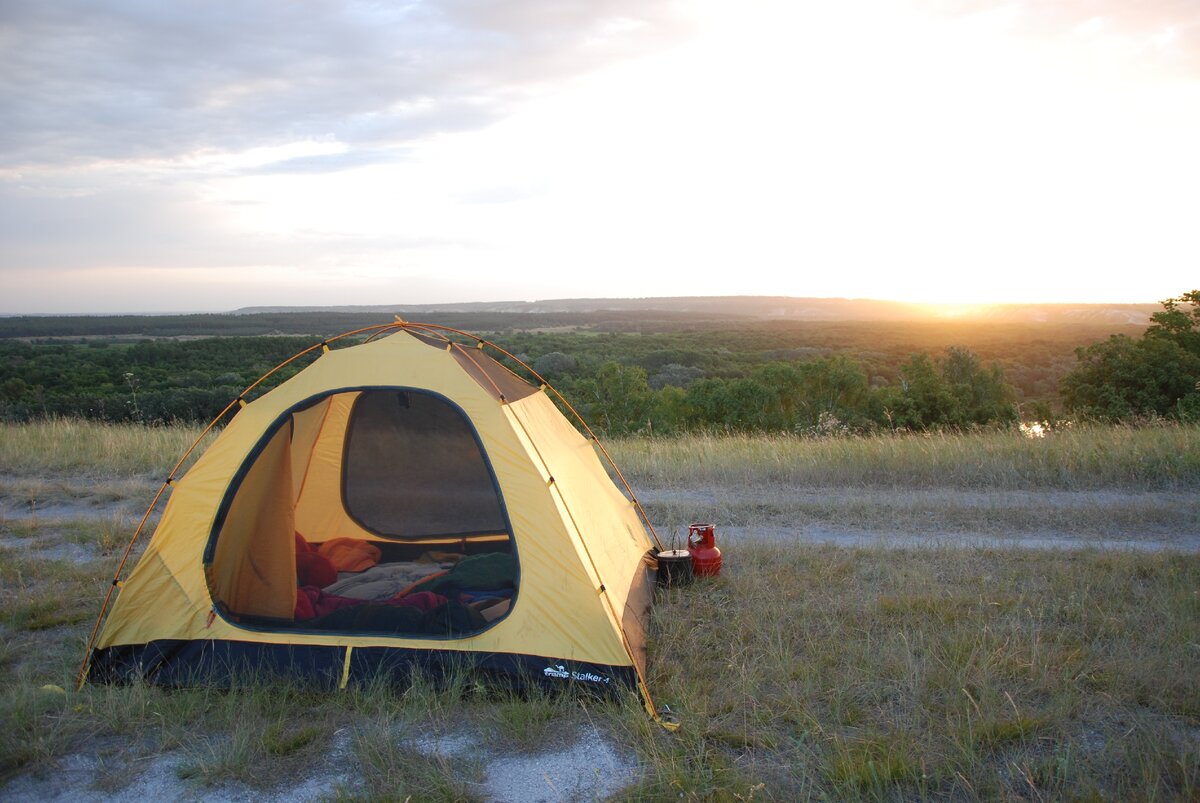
[609,422,1200,491]
[0,331,1036,432]
[6,290,1199,436]
[0,336,315,424]
[4,418,1199,490]
[1062,290,1200,421]
[1,527,1195,800]
[632,543,1199,800]
[0,420,1196,799]
[0,417,209,477]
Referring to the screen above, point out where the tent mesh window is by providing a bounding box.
[208,388,516,637]
[343,389,508,539]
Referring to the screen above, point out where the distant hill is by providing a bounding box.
[234,296,1159,326]
[0,296,1158,339]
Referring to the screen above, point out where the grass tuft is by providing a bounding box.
[347,714,484,802]
[263,721,324,756]
[828,733,922,794]
[483,693,567,751]
[176,726,262,787]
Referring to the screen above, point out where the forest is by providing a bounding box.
[1,292,1196,434]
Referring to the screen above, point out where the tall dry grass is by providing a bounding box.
[5,418,1198,490]
[608,422,1200,490]
[623,543,1200,800]
[0,419,212,477]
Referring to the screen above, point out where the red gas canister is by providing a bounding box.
[687,523,722,577]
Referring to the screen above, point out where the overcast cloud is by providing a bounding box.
[0,0,692,166]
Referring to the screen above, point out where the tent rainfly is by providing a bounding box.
[80,322,664,717]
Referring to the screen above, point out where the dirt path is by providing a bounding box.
[4,477,1198,561]
[705,524,1200,552]
[639,485,1200,552]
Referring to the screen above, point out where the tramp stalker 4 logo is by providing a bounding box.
[543,664,611,684]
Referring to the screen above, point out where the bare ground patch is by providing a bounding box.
[640,485,1200,552]
[0,474,159,521]
[2,722,636,803]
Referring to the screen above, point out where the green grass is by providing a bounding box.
[0,421,1197,799]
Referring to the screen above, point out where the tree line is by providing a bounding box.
[0,338,312,424]
[0,335,1021,433]
[1,290,1195,433]
[542,348,1016,435]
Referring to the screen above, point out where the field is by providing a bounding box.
[1,421,1197,800]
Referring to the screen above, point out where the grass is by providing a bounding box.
[0,418,214,519]
[4,418,1197,530]
[615,423,1200,548]
[0,420,1197,799]
[4,418,1199,489]
[346,714,486,801]
[3,539,1193,800]
[608,421,1200,491]
[614,544,1200,800]
[638,485,1200,544]
[0,418,211,477]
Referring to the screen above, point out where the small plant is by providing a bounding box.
[347,715,484,802]
[262,721,323,756]
[123,372,143,424]
[176,729,259,787]
[482,682,574,751]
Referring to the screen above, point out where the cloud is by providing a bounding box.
[916,0,1200,77]
[239,149,401,176]
[0,177,477,272]
[0,0,695,169]
[2,1,1196,313]
[0,182,268,270]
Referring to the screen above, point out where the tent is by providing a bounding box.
[81,322,663,713]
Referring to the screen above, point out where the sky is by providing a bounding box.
[2,0,1198,313]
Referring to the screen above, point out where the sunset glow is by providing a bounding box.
[2,1,1197,312]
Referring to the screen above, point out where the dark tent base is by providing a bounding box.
[87,640,637,695]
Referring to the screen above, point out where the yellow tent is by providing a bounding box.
[83,323,661,707]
